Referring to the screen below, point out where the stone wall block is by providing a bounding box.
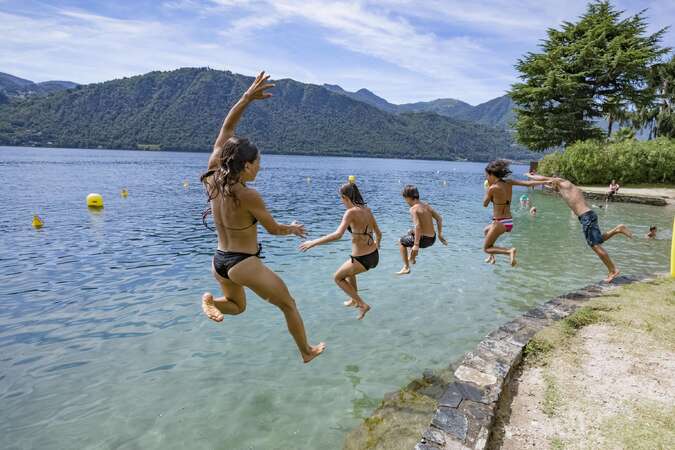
[431,406,468,441]
[438,384,463,408]
[475,338,522,367]
[461,350,510,380]
[459,400,496,447]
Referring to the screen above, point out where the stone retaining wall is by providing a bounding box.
[415,274,651,450]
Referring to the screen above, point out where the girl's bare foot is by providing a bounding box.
[616,224,633,238]
[508,248,517,267]
[302,342,327,364]
[357,303,371,320]
[343,298,357,307]
[604,269,620,283]
[396,266,411,275]
[202,293,223,322]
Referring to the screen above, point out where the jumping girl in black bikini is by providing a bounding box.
[299,182,382,320]
[200,71,325,364]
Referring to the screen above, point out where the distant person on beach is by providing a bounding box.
[607,179,620,201]
[396,185,447,275]
[483,160,549,266]
[200,71,325,363]
[527,173,633,283]
[299,182,382,320]
[646,225,657,239]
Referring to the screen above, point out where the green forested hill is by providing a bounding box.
[0,68,536,161]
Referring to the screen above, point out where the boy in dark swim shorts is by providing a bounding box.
[526,174,633,283]
[396,185,447,275]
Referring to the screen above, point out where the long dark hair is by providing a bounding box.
[201,136,259,204]
[485,159,512,179]
[340,182,366,206]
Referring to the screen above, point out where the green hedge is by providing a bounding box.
[538,138,675,184]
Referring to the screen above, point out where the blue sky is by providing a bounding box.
[1,0,673,104]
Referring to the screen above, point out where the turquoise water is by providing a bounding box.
[0,147,672,450]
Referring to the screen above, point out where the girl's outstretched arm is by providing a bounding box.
[208,71,274,170]
[510,179,550,187]
[299,211,351,252]
[243,189,305,237]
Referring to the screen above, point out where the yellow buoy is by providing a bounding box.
[121,188,128,198]
[182,180,189,188]
[348,175,356,184]
[32,215,43,229]
[87,193,104,208]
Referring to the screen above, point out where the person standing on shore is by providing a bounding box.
[396,185,447,275]
[200,71,325,363]
[527,173,633,283]
[299,182,382,320]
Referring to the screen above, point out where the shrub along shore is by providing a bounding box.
[537,138,675,185]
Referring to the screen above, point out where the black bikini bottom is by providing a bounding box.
[351,249,379,271]
[213,244,262,280]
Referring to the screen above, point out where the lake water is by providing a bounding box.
[0,147,672,450]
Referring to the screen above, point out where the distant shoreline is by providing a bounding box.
[0,144,539,165]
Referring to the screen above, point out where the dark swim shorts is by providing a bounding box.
[578,210,604,247]
[400,229,436,248]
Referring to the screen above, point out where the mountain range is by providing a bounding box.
[0,68,534,161]
[322,84,515,129]
[0,72,79,99]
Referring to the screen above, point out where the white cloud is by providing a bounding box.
[0,8,304,85]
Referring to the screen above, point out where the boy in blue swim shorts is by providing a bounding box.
[526,174,633,283]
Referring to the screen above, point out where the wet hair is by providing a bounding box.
[649,225,657,231]
[340,183,366,206]
[200,136,259,204]
[401,185,419,200]
[485,160,512,179]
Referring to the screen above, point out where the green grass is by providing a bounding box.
[602,403,675,449]
[549,436,566,450]
[542,372,561,417]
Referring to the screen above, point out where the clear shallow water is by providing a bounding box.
[0,147,672,450]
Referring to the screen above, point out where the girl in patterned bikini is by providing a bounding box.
[483,160,549,266]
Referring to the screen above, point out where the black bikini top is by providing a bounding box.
[224,217,258,231]
[348,224,374,245]
[492,180,511,206]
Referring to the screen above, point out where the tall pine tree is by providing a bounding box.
[510,1,669,150]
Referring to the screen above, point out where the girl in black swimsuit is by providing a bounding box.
[299,182,382,320]
[200,71,325,364]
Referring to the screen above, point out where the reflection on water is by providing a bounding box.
[0,147,672,450]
